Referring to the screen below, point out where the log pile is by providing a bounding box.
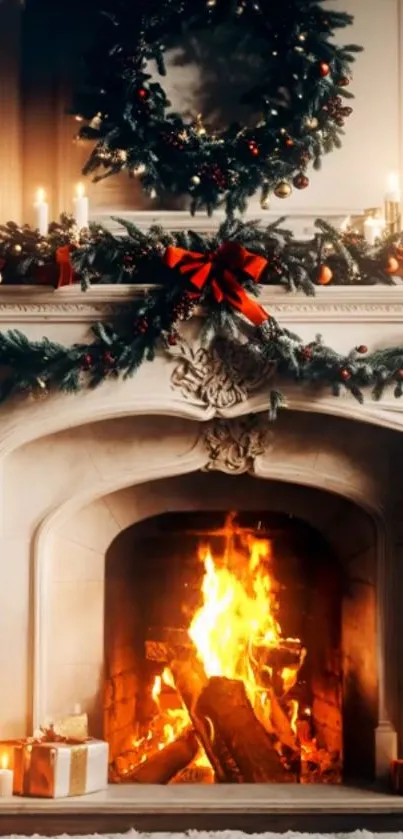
[117,638,302,784]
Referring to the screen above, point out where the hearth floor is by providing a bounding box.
[3,785,403,835]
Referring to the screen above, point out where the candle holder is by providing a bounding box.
[385,200,401,236]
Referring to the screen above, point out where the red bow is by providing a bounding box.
[56,245,75,288]
[164,241,269,325]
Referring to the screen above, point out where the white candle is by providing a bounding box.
[34,188,49,237]
[73,183,89,231]
[386,172,401,203]
[364,216,385,246]
[0,755,13,797]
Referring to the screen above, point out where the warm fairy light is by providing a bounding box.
[76,182,86,198]
[0,754,8,770]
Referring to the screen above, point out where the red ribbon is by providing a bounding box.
[56,245,75,288]
[163,241,269,325]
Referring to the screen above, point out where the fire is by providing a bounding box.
[188,525,304,724]
[113,516,341,784]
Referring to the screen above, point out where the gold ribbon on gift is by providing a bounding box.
[69,745,88,796]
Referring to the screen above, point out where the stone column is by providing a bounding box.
[0,0,23,223]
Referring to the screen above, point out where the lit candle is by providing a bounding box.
[34,188,49,237]
[73,183,89,232]
[0,754,13,797]
[364,215,385,246]
[386,172,401,203]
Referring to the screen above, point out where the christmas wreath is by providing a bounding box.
[72,0,362,214]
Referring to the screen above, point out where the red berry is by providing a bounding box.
[103,351,114,365]
[167,333,178,346]
[248,141,260,157]
[340,368,351,381]
[396,369,403,381]
[356,345,368,354]
[137,87,149,100]
[301,346,313,360]
[82,353,93,370]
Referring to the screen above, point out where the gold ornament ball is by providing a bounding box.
[191,175,201,186]
[274,181,292,199]
[13,244,22,254]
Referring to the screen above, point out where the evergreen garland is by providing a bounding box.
[1,216,401,292]
[0,217,402,413]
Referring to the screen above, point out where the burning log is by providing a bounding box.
[127,729,199,784]
[252,639,303,671]
[170,656,228,783]
[146,627,191,664]
[196,677,296,783]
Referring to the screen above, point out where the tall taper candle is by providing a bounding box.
[34,188,49,237]
[73,183,89,232]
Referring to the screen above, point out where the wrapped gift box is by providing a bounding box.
[27,739,108,798]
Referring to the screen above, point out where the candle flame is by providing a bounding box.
[76,182,86,198]
[35,188,46,204]
[387,172,400,194]
[0,754,8,770]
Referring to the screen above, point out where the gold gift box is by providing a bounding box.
[27,739,108,798]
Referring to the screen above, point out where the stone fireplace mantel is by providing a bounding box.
[1,283,403,825]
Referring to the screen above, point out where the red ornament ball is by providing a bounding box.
[167,333,178,346]
[316,264,333,285]
[293,172,310,190]
[385,256,400,275]
[356,345,368,354]
[396,369,403,381]
[137,87,149,100]
[340,368,351,382]
[319,61,331,77]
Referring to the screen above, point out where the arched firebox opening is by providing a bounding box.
[104,506,376,786]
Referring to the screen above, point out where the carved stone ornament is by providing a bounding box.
[169,336,275,410]
[202,415,272,475]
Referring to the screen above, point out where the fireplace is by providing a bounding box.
[103,505,376,786]
[2,285,403,834]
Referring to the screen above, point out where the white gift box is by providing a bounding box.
[27,739,108,798]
